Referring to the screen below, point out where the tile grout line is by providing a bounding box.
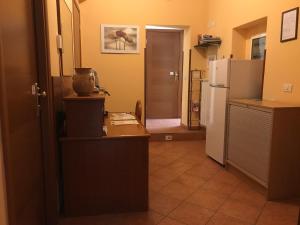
[187,167,238,224]
[151,143,255,225]
[150,144,202,225]
[253,201,268,225]
[150,149,205,191]
[206,177,268,225]
[151,142,297,225]
[150,142,220,224]
[151,145,209,224]
[164,162,224,224]
[204,176,242,225]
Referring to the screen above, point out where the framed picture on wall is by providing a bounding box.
[100,24,140,53]
[280,7,299,42]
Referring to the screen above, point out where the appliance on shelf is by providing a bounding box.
[205,58,264,165]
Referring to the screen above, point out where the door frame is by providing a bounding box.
[144,29,184,124]
[34,0,59,224]
[0,0,58,224]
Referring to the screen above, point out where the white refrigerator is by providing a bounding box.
[206,58,264,165]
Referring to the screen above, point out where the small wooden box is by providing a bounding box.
[63,94,105,137]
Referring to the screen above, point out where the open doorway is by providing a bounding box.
[145,26,184,133]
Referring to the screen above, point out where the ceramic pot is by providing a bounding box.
[72,68,95,96]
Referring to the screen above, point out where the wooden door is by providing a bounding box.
[0,1,46,225]
[73,0,82,68]
[146,30,183,119]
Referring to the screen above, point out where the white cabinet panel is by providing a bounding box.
[206,86,228,164]
[227,105,272,185]
[209,59,230,87]
[200,80,209,127]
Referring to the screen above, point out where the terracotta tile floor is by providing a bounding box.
[59,140,300,225]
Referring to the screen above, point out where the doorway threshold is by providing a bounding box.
[146,119,205,141]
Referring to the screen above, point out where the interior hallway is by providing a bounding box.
[146,119,183,133]
[59,140,300,225]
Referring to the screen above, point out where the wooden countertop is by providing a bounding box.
[103,114,150,138]
[229,99,300,109]
[63,93,105,101]
[61,113,150,141]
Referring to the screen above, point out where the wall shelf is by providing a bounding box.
[194,42,221,49]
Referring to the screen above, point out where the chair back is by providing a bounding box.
[135,100,142,121]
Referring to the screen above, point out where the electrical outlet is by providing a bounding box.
[282,83,293,93]
[165,135,173,141]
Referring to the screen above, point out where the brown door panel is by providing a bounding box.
[0,0,46,224]
[146,30,183,119]
[15,182,45,225]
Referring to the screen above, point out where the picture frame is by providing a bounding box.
[280,7,299,42]
[100,24,139,53]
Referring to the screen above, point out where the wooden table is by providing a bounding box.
[60,115,150,216]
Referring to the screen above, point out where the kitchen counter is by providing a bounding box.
[227,99,300,200]
[229,98,300,109]
[61,113,150,140]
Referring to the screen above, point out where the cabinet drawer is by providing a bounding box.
[227,105,272,184]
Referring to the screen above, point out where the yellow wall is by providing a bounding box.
[80,0,208,124]
[47,0,60,76]
[47,0,74,77]
[52,0,300,120]
[0,122,8,225]
[244,23,267,59]
[232,18,267,60]
[206,0,300,103]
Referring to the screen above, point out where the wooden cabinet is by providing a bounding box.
[227,99,300,200]
[227,104,272,186]
[64,94,105,137]
[61,95,150,216]
[61,134,149,216]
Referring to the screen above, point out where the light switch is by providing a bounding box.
[169,72,175,76]
[282,83,293,93]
